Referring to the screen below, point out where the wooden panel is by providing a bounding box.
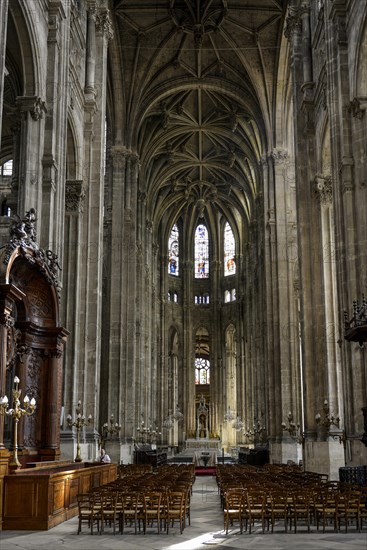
[2,463,117,530]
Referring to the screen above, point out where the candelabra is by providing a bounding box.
[232,415,244,432]
[315,400,345,445]
[224,406,235,423]
[162,411,174,430]
[282,411,303,443]
[136,417,162,445]
[172,404,184,422]
[243,418,266,443]
[101,414,121,448]
[66,400,92,462]
[0,376,36,468]
[162,405,184,431]
[315,400,340,430]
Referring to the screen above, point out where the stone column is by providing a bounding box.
[41,0,67,255]
[16,96,47,214]
[85,3,96,95]
[0,0,9,147]
[77,2,112,446]
[62,180,85,432]
[285,5,328,472]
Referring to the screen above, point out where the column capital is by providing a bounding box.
[16,96,47,121]
[284,8,302,40]
[314,175,333,205]
[90,3,114,41]
[270,148,289,165]
[347,97,367,120]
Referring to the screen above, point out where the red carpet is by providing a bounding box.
[195,466,216,476]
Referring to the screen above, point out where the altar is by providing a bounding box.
[193,450,217,467]
[185,438,221,451]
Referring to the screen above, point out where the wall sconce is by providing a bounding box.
[282,411,303,443]
[172,404,184,422]
[101,414,121,448]
[315,399,340,430]
[67,400,93,462]
[0,376,36,468]
[136,415,162,445]
[244,418,266,443]
[162,411,174,430]
[163,405,183,431]
[315,400,345,445]
[232,415,244,432]
[224,406,235,423]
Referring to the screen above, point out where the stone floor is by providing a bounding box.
[1,474,366,550]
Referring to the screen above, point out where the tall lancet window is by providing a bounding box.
[224,222,236,276]
[194,224,209,278]
[168,223,179,275]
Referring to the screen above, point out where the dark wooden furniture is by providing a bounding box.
[134,446,167,467]
[238,448,269,466]
[2,461,116,530]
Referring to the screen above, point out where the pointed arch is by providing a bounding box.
[224,221,236,276]
[194,223,209,278]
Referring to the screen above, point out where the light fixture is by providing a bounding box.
[243,418,266,442]
[282,411,303,443]
[162,411,174,430]
[67,400,93,462]
[224,406,235,423]
[0,376,36,468]
[315,399,340,430]
[101,413,121,448]
[172,404,184,422]
[136,415,162,444]
[232,415,244,431]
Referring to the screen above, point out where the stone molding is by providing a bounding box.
[65,180,85,213]
[347,97,367,120]
[16,96,47,121]
[314,175,333,204]
[90,3,114,41]
[270,148,289,165]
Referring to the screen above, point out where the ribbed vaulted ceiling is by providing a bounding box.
[112,0,286,226]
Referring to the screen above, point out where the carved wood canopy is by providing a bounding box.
[0,211,68,463]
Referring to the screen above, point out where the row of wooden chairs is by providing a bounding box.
[218,464,367,534]
[77,464,195,535]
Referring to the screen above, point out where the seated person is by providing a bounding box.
[98,448,111,463]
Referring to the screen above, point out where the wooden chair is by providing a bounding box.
[244,490,269,534]
[336,490,361,532]
[268,490,289,533]
[223,489,245,534]
[98,491,119,535]
[314,490,338,532]
[358,486,367,530]
[142,491,164,534]
[178,481,193,523]
[76,493,94,535]
[288,491,311,533]
[164,491,186,534]
[119,492,143,534]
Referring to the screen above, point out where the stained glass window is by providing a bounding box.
[0,160,13,176]
[195,357,210,384]
[194,224,209,278]
[224,222,236,276]
[168,223,179,276]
